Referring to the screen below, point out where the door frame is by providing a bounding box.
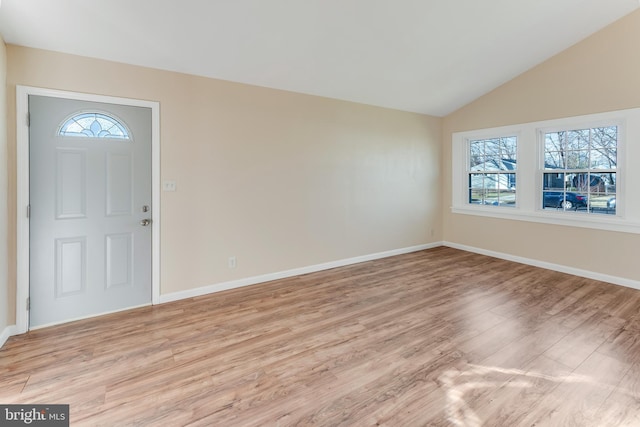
[16,85,161,333]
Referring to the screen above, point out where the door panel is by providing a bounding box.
[56,148,87,219]
[55,237,86,297]
[106,153,133,216]
[105,232,133,288]
[29,95,152,327]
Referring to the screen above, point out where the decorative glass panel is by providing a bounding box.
[59,113,130,140]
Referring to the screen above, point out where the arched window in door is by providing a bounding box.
[58,112,131,139]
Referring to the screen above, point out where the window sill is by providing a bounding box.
[451,205,640,234]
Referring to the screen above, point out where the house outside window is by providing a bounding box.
[468,136,517,207]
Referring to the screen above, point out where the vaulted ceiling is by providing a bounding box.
[0,0,637,116]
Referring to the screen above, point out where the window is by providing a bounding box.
[59,112,130,139]
[542,126,617,215]
[451,107,640,234]
[468,136,517,207]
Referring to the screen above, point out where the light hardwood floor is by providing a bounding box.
[2,247,640,426]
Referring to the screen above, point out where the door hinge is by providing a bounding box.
[26,204,30,218]
[26,112,30,127]
[26,297,30,311]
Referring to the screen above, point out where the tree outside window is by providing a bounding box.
[543,126,617,214]
[468,136,517,207]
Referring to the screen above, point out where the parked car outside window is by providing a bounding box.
[543,191,587,210]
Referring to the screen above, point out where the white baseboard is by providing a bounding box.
[159,242,443,304]
[0,324,17,349]
[443,241,640,291]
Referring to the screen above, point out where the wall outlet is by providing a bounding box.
[228,256,237,269]
[163,180,177,192]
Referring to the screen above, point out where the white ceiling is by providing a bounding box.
[0,0,638,116]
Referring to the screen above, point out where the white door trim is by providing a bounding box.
[16,85,161,333]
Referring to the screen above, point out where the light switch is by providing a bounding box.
[163,180,177,192]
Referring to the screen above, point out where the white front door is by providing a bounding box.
[29,95,152,328]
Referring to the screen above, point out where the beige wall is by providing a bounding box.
[5,45,442,320]
[0,38,8,332]
[443,10,640,281]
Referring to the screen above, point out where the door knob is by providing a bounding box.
[140,219,152,226]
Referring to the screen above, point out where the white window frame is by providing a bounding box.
[537,119,623,216]
[452,126,523,214]
[465,133,520,209]
[451,108,640,234]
